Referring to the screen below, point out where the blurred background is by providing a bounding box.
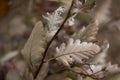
[0,0,120,80]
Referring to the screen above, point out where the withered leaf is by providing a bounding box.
[105,62,120,76]
[22,0,73,74]
[74,20,99,42]
[55,38,100,66]
[22,21,47,73]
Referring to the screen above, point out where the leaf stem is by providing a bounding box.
[34,0,74,79]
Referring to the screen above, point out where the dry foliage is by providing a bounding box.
[0,0,120,80]
[22,21,46,73]
[55,38,100,66]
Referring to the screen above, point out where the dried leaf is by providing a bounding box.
[42,7,64,30]
[22,0,73,74]
[73,20,99,42]
[55,38,100,66]
[22,21,47,73]
[42,6,65,40]
[105,62,120,75]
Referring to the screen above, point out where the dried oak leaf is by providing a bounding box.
[22,21,47,73]
[73,20,99,42]
[55,38,100,66]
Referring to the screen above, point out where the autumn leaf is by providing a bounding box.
[55,38,100,66]
[22,21,47,73]
[73,20,99,42]
[22,0,73,75]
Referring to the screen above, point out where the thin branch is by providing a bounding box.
[34,0,74,79]
[88,64,94,73]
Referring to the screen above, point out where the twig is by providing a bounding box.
[34,0,74,79]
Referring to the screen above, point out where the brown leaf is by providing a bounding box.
[22,21,47,73]
[105,62,120,75]
[55,38,100,66]
[22,0,73,76]
[74,20,99,42]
